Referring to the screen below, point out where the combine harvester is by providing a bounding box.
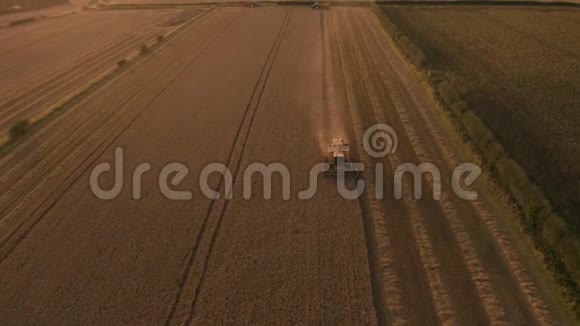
[312,1,330,9]
[324,138,361,176]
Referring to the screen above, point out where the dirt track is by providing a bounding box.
[0,6,574,324]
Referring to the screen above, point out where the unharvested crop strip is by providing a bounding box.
[163,11,290,326]
[186,14,291,321]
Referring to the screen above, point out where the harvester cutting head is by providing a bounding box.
[324,138,360,176]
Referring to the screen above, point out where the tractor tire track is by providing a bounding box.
[0,9,238,263]
[0,33,155,131]
[0,9,220,219]
[324,12,392,326]
[329,11,408,325]
[0,9,176,94]
[164,10,290,326]
[0,10,164,83]
[0,8,217,191]
[343,9,500,325]
[0,34,134,101]
[364,10,553,324]
[0,7,216,181]
[0,10,192,135]
[345,14,460,325]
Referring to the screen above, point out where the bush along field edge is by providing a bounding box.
[369,3,579,318]
[0,7,213,154]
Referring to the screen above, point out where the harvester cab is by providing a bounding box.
[324,138,360,176]
[312,1,329,10]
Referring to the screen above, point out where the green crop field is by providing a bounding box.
[381,5,580,232]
